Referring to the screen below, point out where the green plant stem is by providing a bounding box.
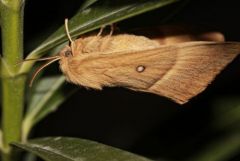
[0,1,26,161]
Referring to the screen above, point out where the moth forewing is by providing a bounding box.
[60,45,177,89]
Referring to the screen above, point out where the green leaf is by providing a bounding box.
[13,137,154,161]
[22,76,77,141]
[32,0,179,56]
[19,0,180,73]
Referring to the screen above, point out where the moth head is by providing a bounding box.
[58,44,77,83]
[23,45,72,87]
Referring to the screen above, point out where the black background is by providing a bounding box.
[24,0,240,160]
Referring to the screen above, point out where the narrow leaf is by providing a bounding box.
[13,137,154,161]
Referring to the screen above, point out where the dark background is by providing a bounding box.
[24,0,240,160]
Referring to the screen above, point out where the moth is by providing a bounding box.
[26,19,240,104]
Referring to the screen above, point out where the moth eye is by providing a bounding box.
[136,65,145,73]
[64,50,73,57]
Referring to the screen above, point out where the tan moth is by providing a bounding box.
[26,19,240,104]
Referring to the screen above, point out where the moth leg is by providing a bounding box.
[87,26,105,44]
[97,26,105,36]
[83,26,106,53]
[96,24,114,36]
[109,24,114,36]
[100,24,115,51]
